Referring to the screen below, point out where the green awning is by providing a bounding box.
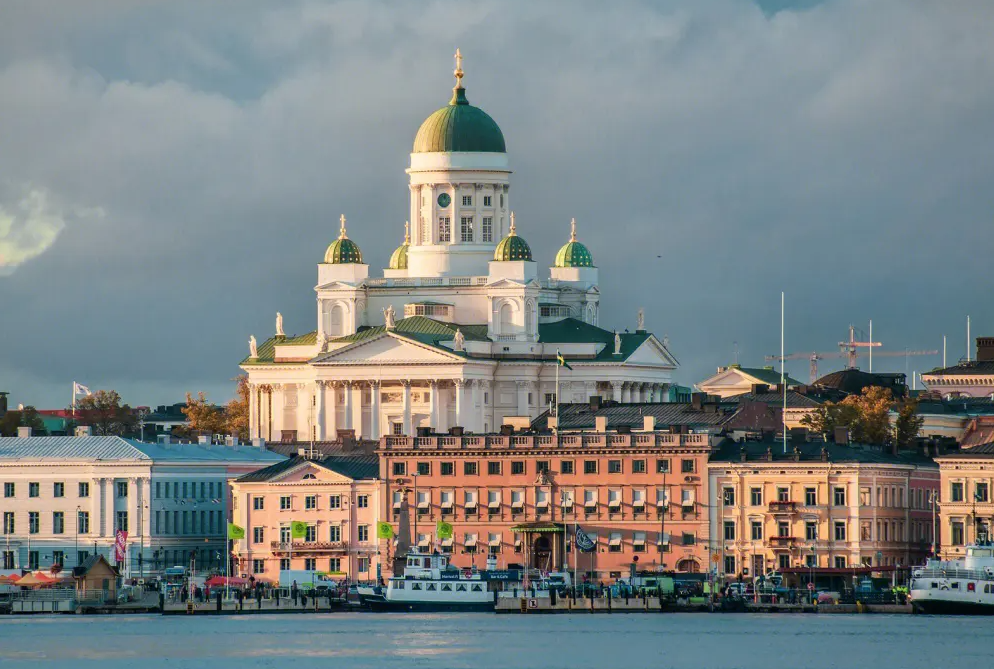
[511,522,564,534]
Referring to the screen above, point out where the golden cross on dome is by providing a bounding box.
[339,214,348,238]
[509,211,516,235]
[404,220,410,244]
[570,217,577,242]
[454,48,464,86]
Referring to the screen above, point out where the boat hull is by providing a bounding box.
[363,594,494,613]
[912,598,994,615]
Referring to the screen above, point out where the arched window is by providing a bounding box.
[498,302,515,335]
[302,474,316,480]
[525,300,535,336]
[676,558,700,573]
[330,304,346,336]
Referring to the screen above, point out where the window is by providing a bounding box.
[358,495,368,509]
[392,423,404,436]
[253,497,264,510]
[358,525,369,542]
[977,482,990,503]
[438,217,451,242]
[328,557,341,573]
[29,482,39,498]
[305,495,317,510]
[632,459,646,474]
[253,527,264,544]
[778,521,790,537]
[805,487,816,506]
[441,462,454,476]
[117,481,128,498]
[304,558,317,571]
[780,554,791,570]
[487,461,501,476]
[777,487,789,502]
[511,461,525,475]
[834,556,847,569]
[78,482,89,498]
[584,460,598,475]
[806,521,818,540]
[28,512,40,534]
[53,482,65,498]
[116,511,129,533]
[834,521,846,541]
[723,488,735,507]
[656,459,670,474]
[723,521,736,541]
[561,460,574,475]
[751,521,763,541]
[460,216,473,242]
[280,558,290,571]
[417,462,431,476]
[392,462,407,476]
[500,193,504,208]
[329,495,341,509]
[724,556,736,575]
[833,487,846,506]
[280,496,291,510]
[608,460,623,474]
[252,559,265,574]
[53,512,64,534]
[3,483,13,498]
[482,216,493,242]
[2,512,12,534]
[950,482,964,502]
[78,512,89,534]
[358,557,369,573]
[805,554,817,568]
[483,195,492,207]
[52,551,64,567]
[464,461,478,476]
[951,521,965,546]
[750,488,762,506]
[537,461,550,475]
[28,551,39,570]
[305,525,317,542]
[329,525,341,542]
[681,459,695,473]
[462,195,472,206]
[681,533,696,546]
[859,487,871,507]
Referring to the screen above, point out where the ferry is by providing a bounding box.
[358,550,520,612]
[910,538,994,615]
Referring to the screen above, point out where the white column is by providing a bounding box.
[429,381,439,431]
[248,384,258,440]
[91,477,103,538]
[315,381,326,441]
[621,383,631,403]
[104,478,116,538]
[342,382,353,430]
[271,385,284,440]
[585,382,597,402]
[516,381,529,416]
[351,382,363,437]
[369,381,381,440]
[402,381,413,436]
[328,382,338,439]
[454,379,466,428]
[479,380,492,433]
[141,477,152,538]
[471,380,482,433]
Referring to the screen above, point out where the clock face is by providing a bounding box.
[437,192,451,208]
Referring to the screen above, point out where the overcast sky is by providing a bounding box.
[2,0,994,409]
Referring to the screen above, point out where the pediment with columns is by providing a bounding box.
[312,332,467,366]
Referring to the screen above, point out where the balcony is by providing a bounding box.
[270,541,348,555]
[769,536,798,548]
[768,501,798,514]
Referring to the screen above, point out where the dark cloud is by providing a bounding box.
[2,0,993,407]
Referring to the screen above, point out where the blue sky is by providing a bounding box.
[1,0,993,408]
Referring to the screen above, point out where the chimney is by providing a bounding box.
[595,416,608,433]
[739,447,748,463]
[197,435,210,445]
[0,391,8,415]
[642,415,656,432]
[834,426,850,445]
[820,446,829,462]
[977,337,994,362]
[17,426,32,438]
[75,425,92,438]
[588,395,602,412]
[252,437,266,448]
[691,393,705,410]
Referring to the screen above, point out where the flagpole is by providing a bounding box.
[555,352,560,433]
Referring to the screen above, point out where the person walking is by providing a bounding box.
[275,588,281,608]
[256,586,262,610]
[292,581,299,607]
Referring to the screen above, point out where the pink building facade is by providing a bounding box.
[229,455,382,583]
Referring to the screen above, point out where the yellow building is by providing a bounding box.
[708,440,938,583]
[935,445,994,560]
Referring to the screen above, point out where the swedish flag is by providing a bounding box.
[557,350,573,370]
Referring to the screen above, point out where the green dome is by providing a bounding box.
[323,215,364,264]
[554,219,594,267]
[388,222,410,270]
[494,215,533,262]
[413,86,506,154]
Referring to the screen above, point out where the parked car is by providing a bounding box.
[727,583,753,597]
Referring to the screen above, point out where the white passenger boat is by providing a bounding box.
[910,538,994,615]
[357,550,520,612]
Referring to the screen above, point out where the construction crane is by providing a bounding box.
[766,348,940,383]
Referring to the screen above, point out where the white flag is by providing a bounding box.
[73,383,92,397]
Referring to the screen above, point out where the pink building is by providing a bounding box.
[229,454,382,583]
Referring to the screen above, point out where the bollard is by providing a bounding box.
[550,589,557,607]
[215,591,222,612]
[607,590,612,612]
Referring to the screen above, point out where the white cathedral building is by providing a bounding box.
[241,53,678,442]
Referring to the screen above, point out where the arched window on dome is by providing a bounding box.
[525,299,536,337]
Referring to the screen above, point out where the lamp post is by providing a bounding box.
[411,473,420,552]
[75,505,82,567]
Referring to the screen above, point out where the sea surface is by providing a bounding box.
[0,613,983,669]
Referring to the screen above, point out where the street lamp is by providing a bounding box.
[75,505,82,567]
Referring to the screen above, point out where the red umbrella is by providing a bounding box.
[16,571,56,588]
[205,575,248,587]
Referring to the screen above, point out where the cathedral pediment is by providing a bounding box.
[312,332,466,365]
[624,335,680,369]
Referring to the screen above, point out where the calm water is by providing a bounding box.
[0,613,984,669]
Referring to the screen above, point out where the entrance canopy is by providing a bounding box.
[511,522,565,534]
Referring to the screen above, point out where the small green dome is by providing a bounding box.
[388,222,411,270]
[493,214,533,262]
[554,219,594,267]
[323,215,364,264]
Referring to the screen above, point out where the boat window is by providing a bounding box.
[426,583,437,591]
[394,582,404,590]
[930,582,937,589]
[411,583,422,591]
[951,582,959,589]
[472,584,483,592]
[423,558,431,567]
[457,584,467,592]
[968,582,976,592]
[442,584,452,591]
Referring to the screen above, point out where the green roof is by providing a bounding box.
[554,241,594,268]
[388,242,409,270]
[327,317,488,357]
[240,331,318,366]
[413,86,506,154]
[538,319,652,362]
[494,232,533,262]
[324,237,363,264]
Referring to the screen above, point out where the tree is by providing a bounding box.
[894,398,925,450]
[181,392,227,436]
[0,406,48,437]
[225,375,250,442]
[74,390,138,436]
[801,386,893,445]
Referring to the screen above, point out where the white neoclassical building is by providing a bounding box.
[241,53,678,442]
